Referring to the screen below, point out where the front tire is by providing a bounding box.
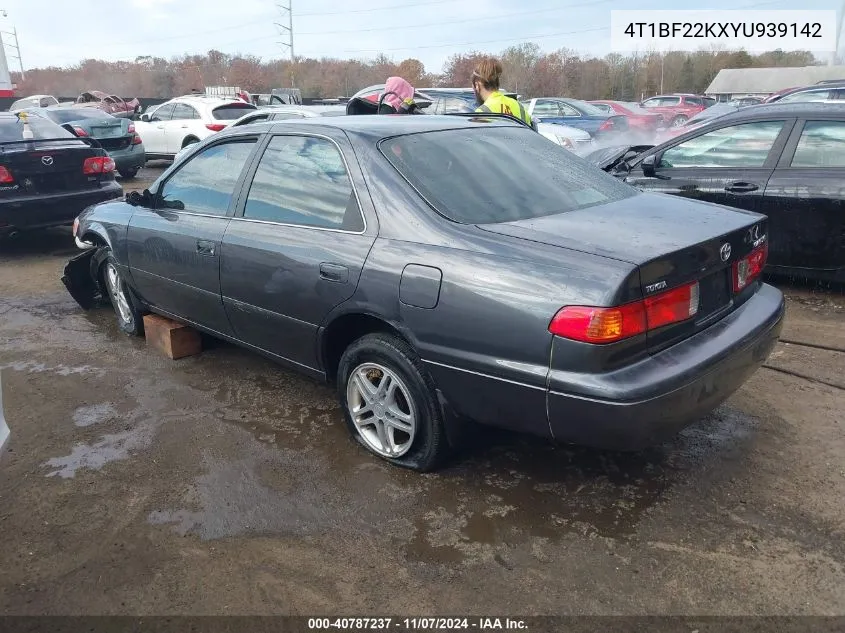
[100,251,143,336]
[337,333,449,471]
[670,115,688,128]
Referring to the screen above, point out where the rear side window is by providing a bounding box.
[381,126,634,224]
[0,116,75,141]
[591,103,614,114]
[791,121,845,167]
[533,101,561,116]
[212,104,257,120]
[243,135,362,231]
[659,121,785,168]
[159,140,256,215]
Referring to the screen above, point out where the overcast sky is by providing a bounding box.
[0,0,840,74]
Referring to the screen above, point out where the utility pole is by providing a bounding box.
[0,10,22,80]
[832,0,845,66]
[275,1,294,87]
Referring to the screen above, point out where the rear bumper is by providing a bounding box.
[0,182,123,233]
[548,283,785,450]
[111,146,146,171]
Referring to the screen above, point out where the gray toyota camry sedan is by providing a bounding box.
[63,115,784,471]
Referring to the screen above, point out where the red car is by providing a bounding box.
[638,94,709,128]
[75,91,141,119]
[588,100,664,138]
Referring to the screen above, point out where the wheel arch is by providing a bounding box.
[319,311,415,385]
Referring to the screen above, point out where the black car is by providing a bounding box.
[765,81,845,104]
[585,102,845,282]
[0,112,123,237]
[63,116,784,471]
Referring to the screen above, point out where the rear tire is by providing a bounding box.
[119,167,139,179]
[99,249,143,336]
[181,136,199,149]
[337,333,449,472]
[670,115,688,128]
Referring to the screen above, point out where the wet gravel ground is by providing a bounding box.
[0,172,844,615]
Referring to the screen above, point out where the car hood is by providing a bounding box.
[583,144,654,170]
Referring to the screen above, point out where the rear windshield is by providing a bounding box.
[44,109,113,124]
[0,116,76,142]
[565,99,606,116]
[212,104,258,120]
[380,126,635,224]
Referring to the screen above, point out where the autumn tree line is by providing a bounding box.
[13,45,819,101]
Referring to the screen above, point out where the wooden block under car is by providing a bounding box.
[142,314,202,360]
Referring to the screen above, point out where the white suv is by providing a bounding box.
[135,96,256,160]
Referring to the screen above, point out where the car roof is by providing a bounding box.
[713,101,845,121]
[223,113,523,140]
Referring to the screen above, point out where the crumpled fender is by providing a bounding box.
[61,248,108,310]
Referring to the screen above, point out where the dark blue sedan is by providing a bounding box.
[522,97,627,138]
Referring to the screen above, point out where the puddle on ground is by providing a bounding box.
[44,426,155,479]
[72,403,118,427]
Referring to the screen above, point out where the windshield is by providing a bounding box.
[380,126,634,224]
[44,109,113,124]
[0,115,76,141]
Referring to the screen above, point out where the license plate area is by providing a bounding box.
[696,268,732,323]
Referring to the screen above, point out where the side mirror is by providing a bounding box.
[641,153,659,177]
[140,114,150,122]
[126,189,153,207]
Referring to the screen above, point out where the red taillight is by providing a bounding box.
[127,123,136,134]
[549,281,700,344]
[732,242,768,292]
[0,166,14,184]
[205,123,226,132]
[83,156,116,175]
[132,134,143,145]
[598,119,614,132]
[72,126,88,137]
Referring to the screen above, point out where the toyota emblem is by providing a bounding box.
[41,156,53,166]
[719,243,732,262]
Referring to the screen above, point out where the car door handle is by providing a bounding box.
[196,240,216,257]
[319,263,349,283]
[725,182,759,193]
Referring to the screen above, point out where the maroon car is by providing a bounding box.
[638,94,709,128]
[589,100,664,139]
[76,91,141,119]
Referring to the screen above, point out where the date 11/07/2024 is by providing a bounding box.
[308,618,528,631]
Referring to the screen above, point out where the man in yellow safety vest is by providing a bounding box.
[471,57,534,129]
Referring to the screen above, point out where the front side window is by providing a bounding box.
[659,121,785,168]
[159,140,256,215]
[791,121,845,167]
[243,136,362,231]
[533,101,561,116]
[381,126,634,224]
[151,104,175,122]
[171,104,199,120]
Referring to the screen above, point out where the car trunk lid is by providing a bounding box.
[1,140,105,196]
[477,192,767,352]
